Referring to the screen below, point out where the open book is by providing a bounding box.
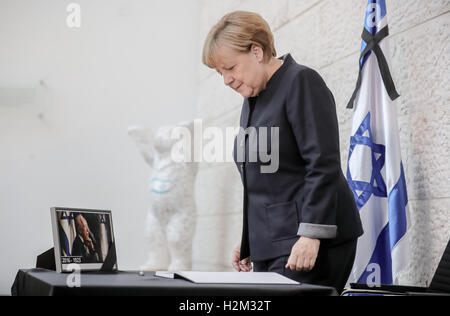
[154,271,300,285]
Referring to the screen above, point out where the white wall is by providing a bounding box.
[193,0,450,287]
[0,0,200,294]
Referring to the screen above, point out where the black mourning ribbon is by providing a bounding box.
[100,242,117,272]
[347,26,400,109]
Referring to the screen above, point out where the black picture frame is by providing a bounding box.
[50,207,117,273]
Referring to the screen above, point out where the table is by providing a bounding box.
[12,268,337,296]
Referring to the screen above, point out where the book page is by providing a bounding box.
[174,271,300,284]
[155,271,175,278]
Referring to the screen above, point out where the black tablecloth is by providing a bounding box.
[12,269,337,296]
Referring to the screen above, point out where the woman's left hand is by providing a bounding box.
[285,236,320,271]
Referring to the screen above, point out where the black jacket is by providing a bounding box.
[71,233,101,263]
[233,54,363,261]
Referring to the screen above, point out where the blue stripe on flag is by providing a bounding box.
[357,224,393,284]
[388,163,408,249]
[356,164,408,284]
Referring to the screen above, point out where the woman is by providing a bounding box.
[202,11,363,293]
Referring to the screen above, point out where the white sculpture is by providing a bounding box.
[128,120,198,271]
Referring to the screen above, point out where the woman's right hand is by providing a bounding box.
[232,244,252,272]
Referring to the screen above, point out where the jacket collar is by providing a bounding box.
[259,53,294,96]
[241,53,295,128]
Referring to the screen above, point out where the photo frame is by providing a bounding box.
[50,207,117,273]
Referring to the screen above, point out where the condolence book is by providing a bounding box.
[154,271,300,285]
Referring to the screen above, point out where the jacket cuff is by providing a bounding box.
[297,223,337,239]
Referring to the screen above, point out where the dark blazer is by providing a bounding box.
[71,233,101,263]
[233,53,363,261]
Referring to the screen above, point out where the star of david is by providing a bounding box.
[347,112,387,210]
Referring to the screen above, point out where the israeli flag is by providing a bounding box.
[346,0,410,285]
[99,214,110,262]
[59,211,76,256]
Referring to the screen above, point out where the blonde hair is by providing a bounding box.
[202,11,277,68]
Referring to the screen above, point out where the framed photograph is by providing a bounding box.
[50,207,117,273]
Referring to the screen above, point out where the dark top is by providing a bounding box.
[233,53,363,261]
[71,234,101,263]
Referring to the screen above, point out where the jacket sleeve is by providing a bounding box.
[285,68,341,239]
